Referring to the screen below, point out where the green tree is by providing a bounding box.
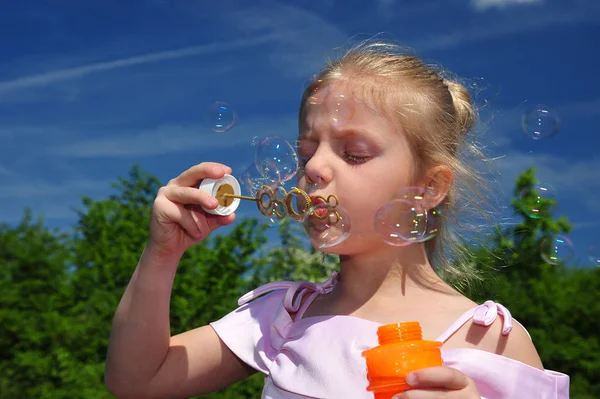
[249,219,338,287]
[65,165,333,398]
[4,165,595,398]
[0,211,75,399]
[468,168,600,398]
[65,165,273,398]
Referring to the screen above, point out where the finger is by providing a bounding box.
[406,367,470,390]
[392,389,447,399]
[157,198,202,239]
[187,210,235,239]
[170,163,232,187]
[162,186,219,209]
[206,213,236,231]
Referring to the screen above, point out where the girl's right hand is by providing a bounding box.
[149,162,236,257]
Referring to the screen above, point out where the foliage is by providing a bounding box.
[0,165,597,398]
[467,168,599,398]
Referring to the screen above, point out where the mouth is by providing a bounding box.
[309,195,325,205]
[308,194,329,218]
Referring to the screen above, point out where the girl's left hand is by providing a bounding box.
[392,366,480,398]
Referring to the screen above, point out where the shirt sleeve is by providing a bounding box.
[209,290,286,374]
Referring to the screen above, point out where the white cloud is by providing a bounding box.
[0,34,279,95]
[556,98,600,118]
[472,0,543,11]
[229,4,347,78]
[470,98,600,216]
[571,221,600,231]
[376,0,396,16]
[0,177,114,224]
[0,165,12,176]
[0,179,110,199]
[492,151,600,215]
[0,4,349,96]
[46,115,299,158]
[415,1,597,51]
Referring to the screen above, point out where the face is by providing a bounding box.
[297,81,418,254]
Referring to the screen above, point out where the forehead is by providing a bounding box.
[300,80,398,138]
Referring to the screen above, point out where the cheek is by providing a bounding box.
[338,185,392,232]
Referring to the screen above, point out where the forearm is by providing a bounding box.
[105,243,182,394]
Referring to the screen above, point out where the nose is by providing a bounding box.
[302,145,333,188]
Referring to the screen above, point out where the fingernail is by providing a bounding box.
[211,166,223,174]
[406,373,417,385]
[207,198,219,207]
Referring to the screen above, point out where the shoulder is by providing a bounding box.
[208,286,290,374]
[475,318,544,369]
[445,302,545,370]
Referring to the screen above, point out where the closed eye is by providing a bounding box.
[343,152,371,164]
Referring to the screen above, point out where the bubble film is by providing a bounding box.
[303,202,351,249]
[295,162,321,196]
[241,164,274,197]
[518,183,558,219]
[540,235,574,265]
[207,101,237,133]
[374,187,437,246]
[522,105,560,140]
[306,79,327,105]
[254,136,299,184]
[327,92,355,126]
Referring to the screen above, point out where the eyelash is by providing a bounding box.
[299,153,371,167]
[343,152,371,164]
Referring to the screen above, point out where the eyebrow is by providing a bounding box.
[299,127,378,141]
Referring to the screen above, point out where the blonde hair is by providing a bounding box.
[300,40,493,290]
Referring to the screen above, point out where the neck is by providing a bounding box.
[331,243,454,309]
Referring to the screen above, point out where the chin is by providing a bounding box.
[307,231,384,256]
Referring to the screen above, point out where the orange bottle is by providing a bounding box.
[362,322,443,399]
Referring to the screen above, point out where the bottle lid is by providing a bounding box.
[377,322,422,345]
[198,174,241,216]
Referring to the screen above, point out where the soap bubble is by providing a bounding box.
[518,183,558,219]
[540,235,574,265]
[254,136,299,184]
[207,101,237,133]
[522,105,560,140]
[296,162,320,196]
[327,92,355,126]
[421,207,441,242]
[303,201,351,249]
[304,176,321,196]
[306,79,327,105]
[588,244,600,267]
[374,187,436,246]
[240,164,274,197]
[375,199,427,246]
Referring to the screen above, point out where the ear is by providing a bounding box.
[421,165,453,209]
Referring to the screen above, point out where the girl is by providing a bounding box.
[104,40,570,398]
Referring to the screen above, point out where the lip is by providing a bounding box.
[308,194,329,218]
[309,195,326,205]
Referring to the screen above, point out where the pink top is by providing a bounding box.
[210,272,570,398]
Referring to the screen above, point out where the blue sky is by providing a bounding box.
[1,0,599,266]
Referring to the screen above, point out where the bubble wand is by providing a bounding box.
[198,174,342,224]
